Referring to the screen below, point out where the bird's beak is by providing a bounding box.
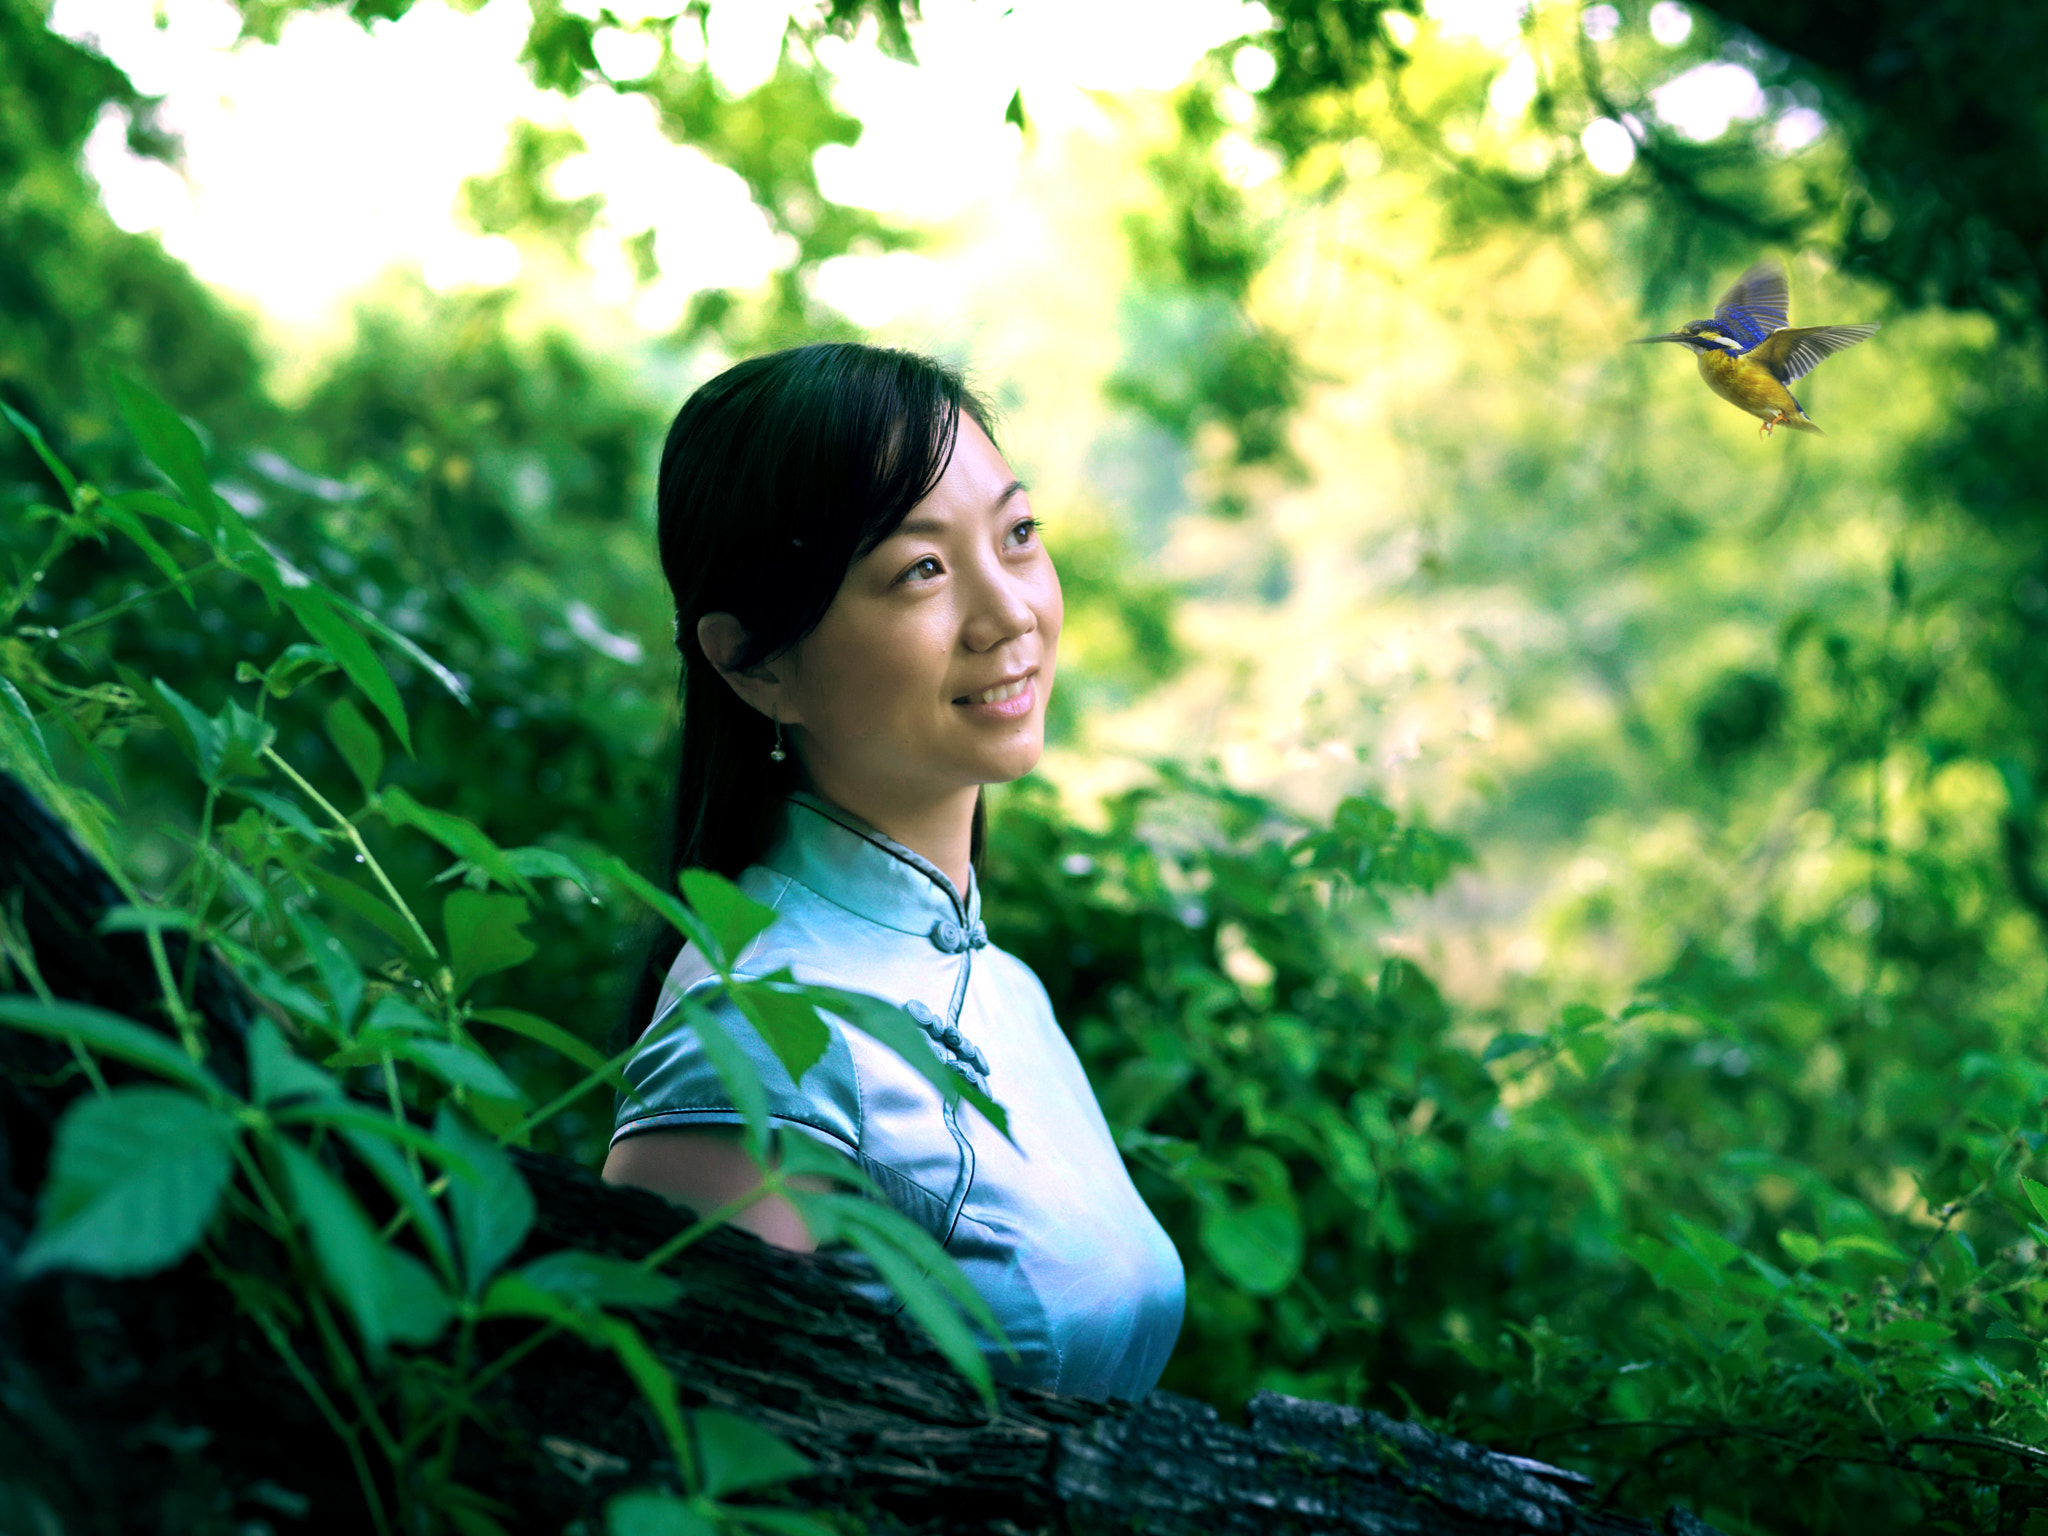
[1632,333,1689,345]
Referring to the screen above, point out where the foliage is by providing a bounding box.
[0,378,1006,1533]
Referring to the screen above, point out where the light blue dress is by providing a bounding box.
[611,791,1184,1401]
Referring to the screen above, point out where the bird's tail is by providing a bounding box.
[1782,415,1823,434]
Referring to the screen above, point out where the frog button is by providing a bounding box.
[929,919,968,954]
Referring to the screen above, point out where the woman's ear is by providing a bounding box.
[696,613,797,723]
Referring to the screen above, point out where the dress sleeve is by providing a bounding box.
[610,977,863,1158]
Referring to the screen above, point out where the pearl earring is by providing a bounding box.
[769,720,787,763]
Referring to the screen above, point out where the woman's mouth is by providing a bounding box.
[955,676,1035,718]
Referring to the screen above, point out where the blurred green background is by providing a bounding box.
[8,0,2048,1530]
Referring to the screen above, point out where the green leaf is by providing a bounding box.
[796,985,1011,1141]
[0,677,55,779]
[1986,1319,2035,1345]
[19,1088,238,1278]
[1481,1031,1544,1064]
[111,371,221,536]
[140,675,224,782]
[1,399,79,499]
[445,890,537,995]
[381,1243,459,1345]
[501,846,599,897]
[472,1008,624,1087]
[592,1313,694,1469]
[605,1489,719,1536]
[284,587,412,755]
[477,1272,580,1327]
[276,1137,395,1352]
[380,787,522,892]
[728,978,830,1084]
[339,1121,457,1289]
[794,1192,1000,1400]
[1822,1233,1909,1265]
[96,904,198,937]
[0,996,224,1097]
[315,577,471,707]
[678,868,777,967]
[506,1250,683,1312]
[1198,1197,1302,1296]
[2021,1177,2048,1227]
[216,698,276,778]
[693,1409,813,1499]
[435,1105,536,1293]
[324,695,385,800]
[676,998,772,1148]
[1875,1318,1952,1346]
[275,1099,480,1177]
[226,786,327,845]
[304,868,440,973]
[128,675,272,782]
[256,642,337,699]
[113,488,216,543]
[287,909,365,1034]
[589,852,718,956]
[247,1017,341,1106]
[1669,1215,1743,1271]
[1778,1229,1822,1268]
[392,1036,526,1103]
[276,1138,453,1352]
[1562,1031,1611,1076]
[93,496,188,592]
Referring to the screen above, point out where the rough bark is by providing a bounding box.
[0,771,1717,1536]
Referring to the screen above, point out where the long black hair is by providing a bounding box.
[626,342,996,1034]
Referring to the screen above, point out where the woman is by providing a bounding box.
[602,342,1184,1402]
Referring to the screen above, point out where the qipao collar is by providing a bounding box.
[762,792,982,945]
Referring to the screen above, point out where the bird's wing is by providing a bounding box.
[1750,323,1881,383]
[1714,260,1791,348]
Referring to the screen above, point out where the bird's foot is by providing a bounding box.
[1758,412,1786,438]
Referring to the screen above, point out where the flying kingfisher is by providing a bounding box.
[1635,260,1879,436]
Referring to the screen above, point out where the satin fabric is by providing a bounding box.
[612,792,1184,1401]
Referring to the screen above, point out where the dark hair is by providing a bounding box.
[627,342,995,1033]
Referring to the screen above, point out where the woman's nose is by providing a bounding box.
[960,560,1037,653]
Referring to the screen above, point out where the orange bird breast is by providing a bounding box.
[1696,348,1808,427]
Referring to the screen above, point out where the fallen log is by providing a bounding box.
[0,770,1716,1535]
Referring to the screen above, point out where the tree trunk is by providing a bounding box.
[0,771,1715,1536]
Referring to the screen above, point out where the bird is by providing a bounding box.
[1635,260,1879,436]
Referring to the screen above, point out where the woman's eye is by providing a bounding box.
[900,556,943,584]
[1006,516,1041,548]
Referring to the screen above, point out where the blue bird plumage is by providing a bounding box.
[1636,260,1878,436]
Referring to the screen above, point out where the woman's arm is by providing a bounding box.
[602,1128,835,1251]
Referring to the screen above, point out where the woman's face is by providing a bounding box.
[778,416,1062,821]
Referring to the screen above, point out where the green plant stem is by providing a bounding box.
[209,1248,392,1536]
[51,554,225,639]
[431,1313,478,1484]
[0,907,111,1094]
[379,1048,426,1188]
[177,785,221,1008]
[303,1281,406,1470]
[1,527,74,627]
[264,746,437,963]
[489,1043,633,1147]
[398,1182,775,1459]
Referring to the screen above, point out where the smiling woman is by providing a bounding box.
[601,343,1184,1401]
